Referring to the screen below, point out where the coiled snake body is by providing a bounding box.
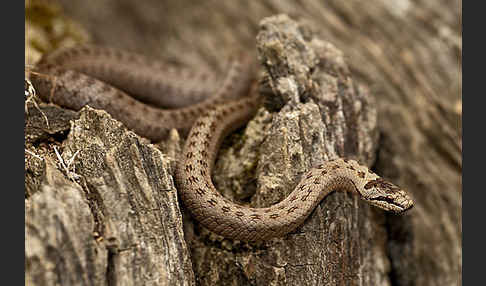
[31,45,413,241]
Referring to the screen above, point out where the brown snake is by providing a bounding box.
[31,45,414,242]
[31,45,255,141]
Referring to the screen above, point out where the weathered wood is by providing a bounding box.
[26,1,461,285]
[192,15,391,286]
[26,159,108,286]
[25,107,195,285]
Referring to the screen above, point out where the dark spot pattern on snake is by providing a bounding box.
[30,44,414,242]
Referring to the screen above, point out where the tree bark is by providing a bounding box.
[25,1,461,285]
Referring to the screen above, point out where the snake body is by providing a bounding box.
[32,45,255,140]
[31,45,413,241]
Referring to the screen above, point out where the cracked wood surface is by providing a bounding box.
[26,107,195,286]
[25,1,461,285]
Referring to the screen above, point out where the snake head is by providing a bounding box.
[360,178,414,213]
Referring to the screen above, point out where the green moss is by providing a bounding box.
[25,0,90,66]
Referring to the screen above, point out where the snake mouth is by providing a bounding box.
[370,196,409,212]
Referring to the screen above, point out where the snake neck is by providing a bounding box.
[255,160,379,216]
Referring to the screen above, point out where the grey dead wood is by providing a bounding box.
[26,1,461,285]
[25,104,79,197]
[25,158,108,286]
[192,15,390,286]
[25,107,195,286]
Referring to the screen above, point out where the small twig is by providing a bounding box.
[53,146,68,170]
[53,146,81,181]
[26,66,60,104]
[24,73,50,129]
[66,150,80,167]
[25,149,44,161]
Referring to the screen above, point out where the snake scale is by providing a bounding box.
[31,45,414,241]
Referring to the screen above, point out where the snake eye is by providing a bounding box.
[363,179,376,190]
[364,178,396,192]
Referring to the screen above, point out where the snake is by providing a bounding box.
[31,45,255,141]
[30,45,414,242]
